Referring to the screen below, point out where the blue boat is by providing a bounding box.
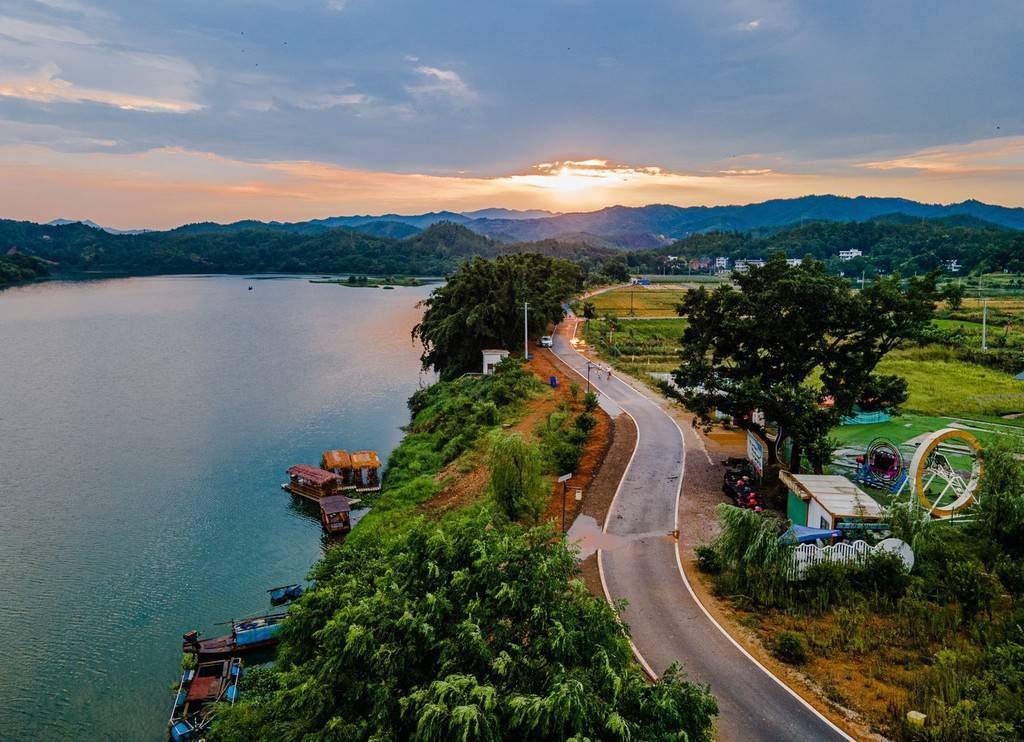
[268,583,303,605]
[168,657,241,741]
[183,612,287,659]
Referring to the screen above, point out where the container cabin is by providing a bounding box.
[320,449,355,489]
[782,472,884,531]
[319,494,353,533]
[351,450,382,492]
[282,464,340,502]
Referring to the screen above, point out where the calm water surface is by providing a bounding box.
[0,275,433,739]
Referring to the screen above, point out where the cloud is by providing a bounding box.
[0,15,96,44]
[0,64,203,113]
[406,65,478,104]
[858,136,1024,174]
[326,0,348,10]
[737,19,762,31]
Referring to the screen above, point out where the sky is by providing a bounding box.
[0,0,1022,229]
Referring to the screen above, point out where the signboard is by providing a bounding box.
[557,473,573,483]
[746,431,766,478]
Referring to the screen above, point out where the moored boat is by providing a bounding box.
[183,612,287,659]
[268,583,303,605]
[169,657,241,741]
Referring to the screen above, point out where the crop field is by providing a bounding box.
[588,285,687,316]
[580,317,687,375]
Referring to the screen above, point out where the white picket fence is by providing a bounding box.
[788,539,871,579]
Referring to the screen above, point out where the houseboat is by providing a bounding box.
[351,450,382,492]
[282,464,341,502]
[169,657,240,741]
[319,494,353,533]
[321,449,355,489]
[182,612,287,659]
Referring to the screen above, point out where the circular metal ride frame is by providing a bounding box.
[909,428,983,517]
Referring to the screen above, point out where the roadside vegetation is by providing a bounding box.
[697,442,1024,739]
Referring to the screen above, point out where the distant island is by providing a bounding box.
[310,275,425,288]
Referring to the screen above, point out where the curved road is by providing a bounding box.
[552,318,850,741]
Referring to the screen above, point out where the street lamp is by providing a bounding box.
[584,360,600,393]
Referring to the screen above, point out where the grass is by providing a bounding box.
[877,346,1024,419]
[589,286,687,317]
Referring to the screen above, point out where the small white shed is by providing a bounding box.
[481,349,510,375]
[781,472,883,530]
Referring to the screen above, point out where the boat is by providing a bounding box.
[268,583,303,605]
[169,657,241,741]
[282,464,343,502]
[182,612,287,659]
[320,494,353,534]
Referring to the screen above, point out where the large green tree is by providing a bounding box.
[413,254,581,378]
[211,512,717,741]
[673,254,937,472]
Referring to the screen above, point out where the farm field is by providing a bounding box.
[581,317,687,375]
[588,285,687,316]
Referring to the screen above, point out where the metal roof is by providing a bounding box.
[319,495,352,514]
[781,472,883,519]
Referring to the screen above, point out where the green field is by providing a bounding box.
[588,285,687,316]
[581,317,687,374]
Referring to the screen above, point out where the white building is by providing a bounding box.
[481,349,510,375]
[714,256,730,269]
[733,259,766,273]
[943,259,962,273]
[786,258,802,267]
[838,249,862,262]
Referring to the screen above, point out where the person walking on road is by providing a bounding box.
[606,366,613,381]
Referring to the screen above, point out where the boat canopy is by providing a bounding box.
[321,450,351,470]
[320,495,352,515]
[287,464,338,486]
[351,451,381,469]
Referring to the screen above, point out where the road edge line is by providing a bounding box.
[665,414,856,742]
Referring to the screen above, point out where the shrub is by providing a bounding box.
[583,391,599,412]
[574,411,597,433]
[551,440,584,476]
[773,631,808,664]
[852,550,911,602]
[947,561,999,619]
[695,545,723,574]
[489,433,548,523]
[475,401,499,426]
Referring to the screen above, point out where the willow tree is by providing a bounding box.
[674,254,937,473]
[211,512,717,741]
[489,432,548,523]
[413,254,581,378]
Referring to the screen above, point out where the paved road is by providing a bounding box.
[552,319,849,742]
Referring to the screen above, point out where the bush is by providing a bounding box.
[551,440,583,475]
[773,631,808,664]
[852,550,911,602]
[583,391,599,412]
[947,561,999,619]
[695,545,723,574]
[489,433,548,523]
[574,411,597,433]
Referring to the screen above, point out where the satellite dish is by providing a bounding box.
[875,537,914,571]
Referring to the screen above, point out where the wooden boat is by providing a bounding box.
[321,449,355,490]
[320,494,353,533]
[281,464,341,502]
[182,612,287,658]
[168,657,241,741]
[268,583,303,605]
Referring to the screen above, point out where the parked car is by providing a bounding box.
[538,335,553,347]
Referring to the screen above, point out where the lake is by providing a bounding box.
[0,275,434,740]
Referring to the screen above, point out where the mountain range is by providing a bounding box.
[49,195,1024,248]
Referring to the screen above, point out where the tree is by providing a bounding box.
[489,432,548,522]
[943,281,966,310]
[210,512,718,741]
[413,254,581,378]
[673,254,937,473]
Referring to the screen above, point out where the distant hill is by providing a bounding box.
[460,196,1024,245]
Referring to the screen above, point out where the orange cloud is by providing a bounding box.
[0,65,203,113]
[858,136,1024,174]
[1,142,1022,230]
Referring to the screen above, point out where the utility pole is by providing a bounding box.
[523,301,529,359]
[982,298,988,350]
